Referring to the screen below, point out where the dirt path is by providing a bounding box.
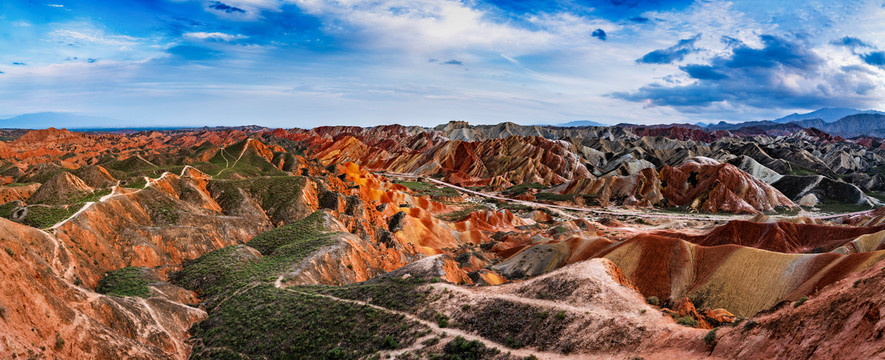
[434,283,621,321]
[380,172,875,222]
[230,139,251,169]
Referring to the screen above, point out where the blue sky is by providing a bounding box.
[0,0,884,128]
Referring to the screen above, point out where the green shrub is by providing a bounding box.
[380,336,399,350]
[436,312,449,328]
[704,328,717,346]
[54,333,65,351]
[793,296,808,307]
[646,296,660,306]
[318,276,432,312]
[555,311,566,320]
[440,336,488,360]
[676,316,699,327]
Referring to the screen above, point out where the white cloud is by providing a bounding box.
[47,4,64,8]
[50,28,141,47]
[184,32,247,41]
[290,0,552,55]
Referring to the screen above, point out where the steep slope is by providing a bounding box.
[659,158,795,213]
[712,257,885,359]
[27,171,94,204]
[660,220,885,253]
[73,165,117,188]
[0,217,207,360]
[772,175,877,206]
[0,183,41,203]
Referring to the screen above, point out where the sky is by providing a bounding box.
[1,0,885,128]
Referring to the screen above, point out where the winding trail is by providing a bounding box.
[380,172,877,222]
[229,139,252,169]
[42,172,176,278]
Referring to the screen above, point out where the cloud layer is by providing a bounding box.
[0,0,883,127]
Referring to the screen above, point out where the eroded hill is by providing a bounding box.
[0,124,884,359]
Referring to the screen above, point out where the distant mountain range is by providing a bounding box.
[801,113,885,138]
[771,107,884,124]
[553,120,608,127]
[701,108,885,138]
[3,109,883,138]
[0,112,124,130]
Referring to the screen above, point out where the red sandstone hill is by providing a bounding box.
[556,158,795,213]
[660,158,795,213]
[657,220,885,253]
[313,133,592,188]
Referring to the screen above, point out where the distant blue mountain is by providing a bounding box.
[555,120,608,127]
[772,108,884,124]
[0,112,123,129]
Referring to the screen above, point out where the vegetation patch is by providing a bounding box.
[96,266,153,298]
[4,182,37,187]
[496,202,534,212]
[171,245,263,300]
[122,177,148,189]
[646,296,660,306]
[246,210,326,255]
[174,207,449,359]
[0,201,21,219]
[432,336,500,360]
[209,176,307,224]
[147,200,180,224]
[189,284,424,360]
[441,298,579,351]
[211,141,286,179]
[534,192,575,202]
[393,180,459,198]
[73,188,113,203]
[173,209,339,298]
[19,205,79,229]
[676,315,699,328]
[503,183,545,196]
[436,204,490,222]
[314,276,433,313]
[106,156,157,173]
[704,328,717,346]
